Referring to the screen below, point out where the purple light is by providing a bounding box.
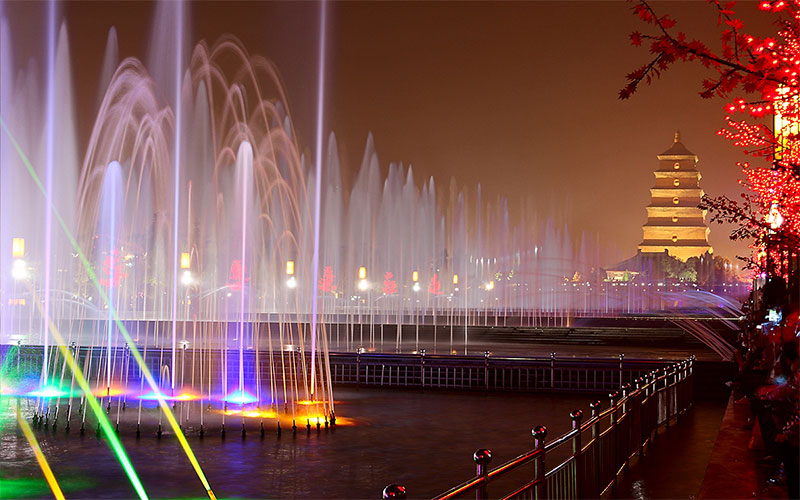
[224,389,257,405]
[137,391,172,401]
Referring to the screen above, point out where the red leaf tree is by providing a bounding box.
[624,0,800,281]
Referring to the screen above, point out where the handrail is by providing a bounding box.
[384,356,695,499]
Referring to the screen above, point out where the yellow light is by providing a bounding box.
[17,413,65,500]
[92,387,125,397]
[12,237,24,259]
[286,260,295,275]
[358,266,367,280]
[774,86,798,160]
[767,203,784,230]
[486,281,494,291]
[181,270,193,286]
[412,271,419,282]
[11,259,28,281]
[180,252,191,269]
[452,274,459,285]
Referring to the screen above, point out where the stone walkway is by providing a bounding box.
[698,395,788,499]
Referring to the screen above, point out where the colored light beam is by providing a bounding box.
[309,0,328,397]
[1,117,216,500]
[17,411,66,500]
[26,385,70,398]
[25,285,148,500]
[224,388,257,405]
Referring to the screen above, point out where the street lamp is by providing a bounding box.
[453,274,459,291]
[412,271,420,292]
[358,266,368,291]
[181,270,193,286]
[11,238,28,281]
[180,252,193,286]
[11,259,28,281]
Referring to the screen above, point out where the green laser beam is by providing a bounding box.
[27,285,149,500]
[2,117,216,499]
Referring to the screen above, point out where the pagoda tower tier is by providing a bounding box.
[638,132,712,261]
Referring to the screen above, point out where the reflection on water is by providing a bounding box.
[1,388,593,499]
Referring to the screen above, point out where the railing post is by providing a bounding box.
[665,366,672,428]
[621,384,631,471]
[382,484,406,499]
[635,377,645,457]
[676,362,684,419]
[533,425,547,500]
[688,356,695,410]
[550,352,556,389]
[356,349,362,387]
[484,351,491,390]
[474,448,492,500]
[420,349,426,388]
[589,400,601,500]
[570,410,583,499]
[649,371,658,439]
[608,391,619,495]
[618,354,624,388]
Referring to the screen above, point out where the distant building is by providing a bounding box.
[638,132,713,261]
[605,249,693,283]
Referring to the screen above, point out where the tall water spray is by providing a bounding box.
[0,2,747,433]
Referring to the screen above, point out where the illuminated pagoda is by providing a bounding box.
[638,131,712,261]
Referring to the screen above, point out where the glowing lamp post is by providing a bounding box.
[412,271,420,292]
[11,238,28,281]
[767,203,784,231]
[358,266,368,291]
[450,274,459,353]
[179,253,193,286]
[180,270,193,286]
[286,260,297,289]
[483,280,494,327]
[11,259,28,281]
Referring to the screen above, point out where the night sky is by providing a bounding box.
[2,1,778,263]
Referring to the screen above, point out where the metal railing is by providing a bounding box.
[330,351,672,394]
[382,356,694,499]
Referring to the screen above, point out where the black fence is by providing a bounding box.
[381,357,694,499]
[330,351,676,394]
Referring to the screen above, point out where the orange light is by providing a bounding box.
[286,260,295,276]
[358,266,367,280]
[297,399,333,406]
[93,386,125,397]
[12,237,24,259]
[180,252,191,269]
[220,409,277,419]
